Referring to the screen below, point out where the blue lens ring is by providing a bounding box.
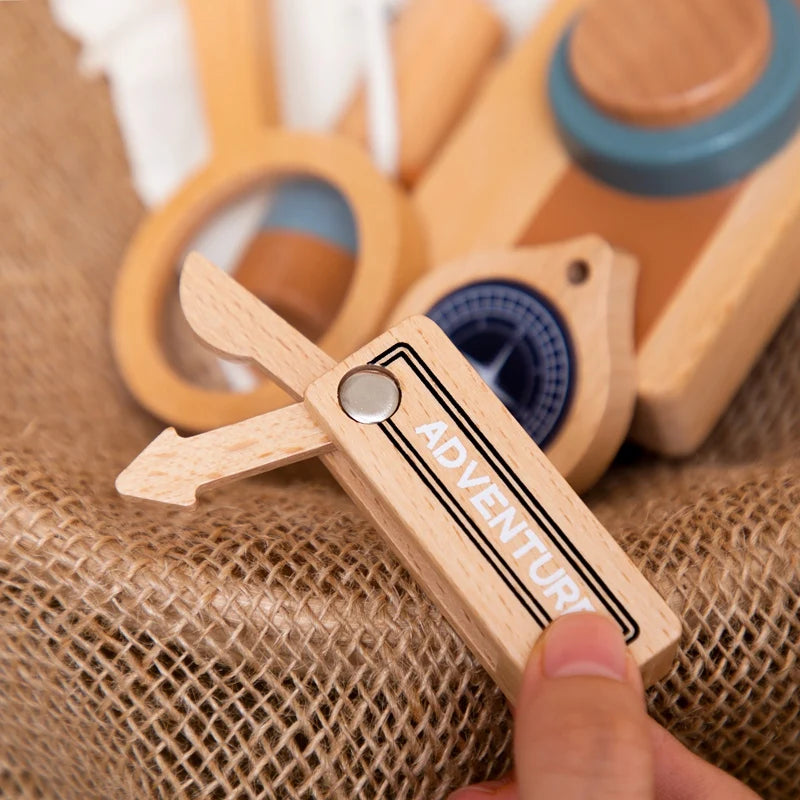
[548,0,800,195]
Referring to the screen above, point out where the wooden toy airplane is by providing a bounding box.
[117,253,680,700]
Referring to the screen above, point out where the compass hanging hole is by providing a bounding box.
[567,259,590,285]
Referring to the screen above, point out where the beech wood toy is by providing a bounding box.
[390,236,638,493]
[112,0,426,432]
[117,253,680,700]
[415,0,800,456]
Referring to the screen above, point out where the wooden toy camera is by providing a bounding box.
[414,0,800,456]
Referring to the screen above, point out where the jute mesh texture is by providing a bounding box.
[1,2,799,797]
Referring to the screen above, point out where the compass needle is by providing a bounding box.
[388,239,639,491]
[429,280,574,447]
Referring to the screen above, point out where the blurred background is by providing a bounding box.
[1,1,799,798]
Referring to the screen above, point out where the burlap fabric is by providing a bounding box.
[1,2,799,798]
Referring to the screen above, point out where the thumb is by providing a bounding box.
[515,613,654,800]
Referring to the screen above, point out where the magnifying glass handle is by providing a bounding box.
[184,0,281,153]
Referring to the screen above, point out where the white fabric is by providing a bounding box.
[51,0,207,207]
[50,0,373,205]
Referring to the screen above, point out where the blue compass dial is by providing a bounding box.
[427,280,575,448]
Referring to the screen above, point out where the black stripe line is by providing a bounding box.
[371,341,640,644]
[382,419,550,629]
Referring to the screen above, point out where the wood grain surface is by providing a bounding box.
[569,0,771,126]
[116,402,333,506]
[111,130,425,431]
[113,0,428,432]
[305,316,680,697]
[179,252,337,395]
[230,0,502,360]
[234,230,355,341]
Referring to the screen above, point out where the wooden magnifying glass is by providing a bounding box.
[111,0,426,431]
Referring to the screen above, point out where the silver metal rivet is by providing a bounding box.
[338,366,400,424]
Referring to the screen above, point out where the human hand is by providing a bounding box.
[449,613,761,800]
